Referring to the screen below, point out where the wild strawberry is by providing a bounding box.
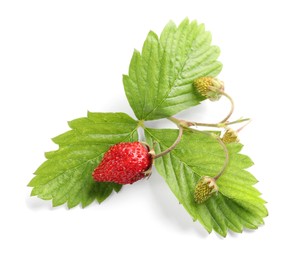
[194,176,218,204]
[92,142,153,185]
[221,128,239,144]
[221,119,252,144]
[193,76,224,101]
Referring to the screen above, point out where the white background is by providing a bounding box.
[0,0,290,259]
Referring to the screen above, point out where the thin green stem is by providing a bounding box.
[223,118,250,126]
[236,119,251,133]
[153,125,184,159]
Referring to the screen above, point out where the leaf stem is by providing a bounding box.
[153,124,184,159]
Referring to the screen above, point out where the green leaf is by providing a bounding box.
[28,112,139,208]
[123,18,222,121]
[145,128,267,236]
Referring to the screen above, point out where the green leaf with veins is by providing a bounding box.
[28,112,138,208]
[145,128,267,237]
[123,18,222,121]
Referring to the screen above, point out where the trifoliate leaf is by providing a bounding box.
[28,112,138,208]
[145,128,267,237]
[123,18,222,121]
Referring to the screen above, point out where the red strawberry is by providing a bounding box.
[92,142,153,184]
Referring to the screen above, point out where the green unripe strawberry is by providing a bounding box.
[194,77,224,101]
[194,176,218,204]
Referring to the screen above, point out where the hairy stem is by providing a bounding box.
[213,136,229,181]
[168,116,250,129]
[168,117,230,181]
[153,125,184,159]
[218,91,235,123]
